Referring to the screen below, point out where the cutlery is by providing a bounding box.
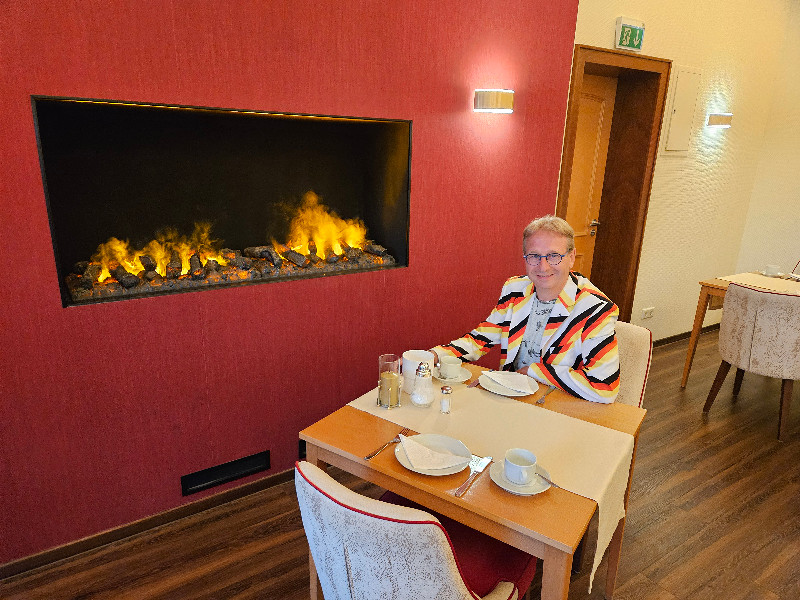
[536,471,560,489]
[364,427,411,460]
[454,455,492,497]
[536,385,557,404]
[468,370,493,388]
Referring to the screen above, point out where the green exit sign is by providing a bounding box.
[615,17,644,52]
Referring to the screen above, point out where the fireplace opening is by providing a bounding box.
[32,97,411,307]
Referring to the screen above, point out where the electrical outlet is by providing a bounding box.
[642,307,655,319]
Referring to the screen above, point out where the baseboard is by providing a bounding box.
[0,468,294,580]
[653,323,720,348]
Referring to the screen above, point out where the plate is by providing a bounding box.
[478,373,538,397]
[395,433,471,476]
[433,366,471,384]
[489,462,552,496]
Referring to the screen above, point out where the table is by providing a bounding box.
[680,273,800,388]
[300,364,646,600]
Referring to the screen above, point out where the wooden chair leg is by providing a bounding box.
[732,368,745,396]
[778,379,793,442]
[704,361,731,412]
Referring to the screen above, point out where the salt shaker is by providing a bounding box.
[410,362,435,407]
[440,385,452,414]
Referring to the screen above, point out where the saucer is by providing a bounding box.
[433,366,471,384]
[489,462,551,496]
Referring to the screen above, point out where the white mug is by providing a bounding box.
[765,264,781,277]
[439,355,462,379]
[402,350,435,390]
[504,448,537,485]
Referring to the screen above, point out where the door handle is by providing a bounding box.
[589,219,601,227]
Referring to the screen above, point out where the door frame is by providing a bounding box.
[556,45,671,322]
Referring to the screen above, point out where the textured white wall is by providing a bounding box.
[573,0,796,339]
[736,2,800,277]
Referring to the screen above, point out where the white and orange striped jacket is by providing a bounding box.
[434,273,620,403]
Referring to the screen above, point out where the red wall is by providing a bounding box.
[0,0,578,563]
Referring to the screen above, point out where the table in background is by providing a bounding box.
[300,364,646,600]
[681,272,800,388]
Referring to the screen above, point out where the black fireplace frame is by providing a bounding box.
[31,95,411,307]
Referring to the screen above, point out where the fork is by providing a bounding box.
[536,385,557,404]
[364,427,410,460]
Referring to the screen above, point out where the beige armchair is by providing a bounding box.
[295,460,537,600]
[614,321,653,408]
[703,283,800,440]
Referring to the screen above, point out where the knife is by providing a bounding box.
[454,455,492,497]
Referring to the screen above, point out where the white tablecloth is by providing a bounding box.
[719,272,800,294]
[349,384,634,590]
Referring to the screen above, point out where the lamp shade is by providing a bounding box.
[473,89,514,113]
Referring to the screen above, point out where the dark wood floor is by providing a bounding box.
[3,331,800,599]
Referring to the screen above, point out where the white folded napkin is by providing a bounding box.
[484,371,536,394]
[399,434,467,470]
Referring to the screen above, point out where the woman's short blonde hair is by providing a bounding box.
[522,215,575,252]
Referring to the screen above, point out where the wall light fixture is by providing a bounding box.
[473,89,514,114]
[706,112,733,128]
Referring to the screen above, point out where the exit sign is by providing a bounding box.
[615,17,644,52]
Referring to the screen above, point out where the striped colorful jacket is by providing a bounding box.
[434,273,620,403]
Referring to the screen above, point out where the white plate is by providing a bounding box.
[395,433,471,476]
[478,373,538,397]
[489,462,552,496]
[433,366,471,384]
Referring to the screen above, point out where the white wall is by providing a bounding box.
[736,2,800,276]
[573,0,797,339]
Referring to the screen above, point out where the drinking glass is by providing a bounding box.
[377,353,401,408]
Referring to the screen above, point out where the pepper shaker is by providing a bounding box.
[440,385,452,414]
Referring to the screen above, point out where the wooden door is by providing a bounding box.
[564,74,617,277]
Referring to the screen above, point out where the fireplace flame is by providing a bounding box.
[92,222,228,281]
[279,191,367,257]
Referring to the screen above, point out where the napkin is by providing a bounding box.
[399,434,467,470]
[484,371,536,394]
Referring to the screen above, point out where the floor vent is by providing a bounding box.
[181,450,270,496]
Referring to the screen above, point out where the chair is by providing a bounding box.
[295,461,537,600]
[614,321,653,407]
[703,283,800,440]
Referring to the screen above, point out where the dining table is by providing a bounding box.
[680,271,800,388]
[299,364,647,600]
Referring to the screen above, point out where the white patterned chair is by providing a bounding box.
[295,460,537,600]
[614,321,653,408]
[703,283,800,440]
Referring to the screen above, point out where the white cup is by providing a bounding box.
[504,448,537,485]
[402,350,435,390]
[439,355,462,379]
[765,264,781,276]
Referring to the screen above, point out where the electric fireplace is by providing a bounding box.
[32,96,411,307]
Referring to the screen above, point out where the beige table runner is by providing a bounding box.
[719,272,800,294]
[349,384,634,590]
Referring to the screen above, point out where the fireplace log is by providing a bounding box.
[325,250,341,264]
[72,261,90,275]
[364,243,387,256]
[263,247,283,267]
[204,259,220,274]
[111,265,140,289]
[220,248,240,263]
[143,270,163,283]
[307,251,322,265]
[189,253,204,280]
[244,246,272,259]
[84,263,103,283]
[284,249,310,268]
[139,254,157,272]
[230,256,252,269]
[166,251,182,279]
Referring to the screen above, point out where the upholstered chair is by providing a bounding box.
[295,461,537,600]
[703,283,800,440]
[614,321,653,407]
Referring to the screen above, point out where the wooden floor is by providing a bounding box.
[3,331,800,599]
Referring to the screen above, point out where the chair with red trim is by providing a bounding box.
[614,321,653,407]
[295,461,537,600]
[703,283,800,440]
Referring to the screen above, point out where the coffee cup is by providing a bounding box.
[439,356,462,379]
[402,350,435,390]
[765,264,781,277]
[504,448,537,486]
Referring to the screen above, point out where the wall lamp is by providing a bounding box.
[706,112,733,128]
[473,89,514,114]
